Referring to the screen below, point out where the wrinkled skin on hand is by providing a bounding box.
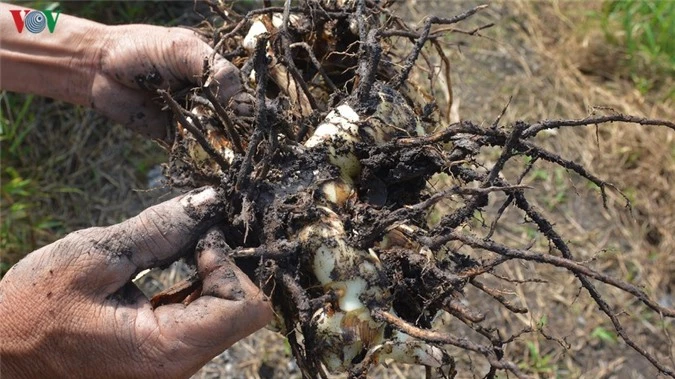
[0,187,272,379]
[92,25,251,140]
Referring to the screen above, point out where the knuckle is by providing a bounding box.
[138,208,174,239]
[132,210,180,259]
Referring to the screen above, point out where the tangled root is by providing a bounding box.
[154,1,675,378]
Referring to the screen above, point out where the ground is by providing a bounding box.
[1,1,673,378]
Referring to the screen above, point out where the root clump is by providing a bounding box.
[154,1,675,378]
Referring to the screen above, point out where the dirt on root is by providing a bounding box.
[2,1,672,378]
[189,2,674,378]
[162,1,673,378]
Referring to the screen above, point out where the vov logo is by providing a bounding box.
[10,9,61,34]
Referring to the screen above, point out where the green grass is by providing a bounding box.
[520,341,559,376]
[0,94,61,275]
[590,326,618,344]
[598,0,675,96]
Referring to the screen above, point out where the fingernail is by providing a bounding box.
[179,187,225,222]
[181,186,217,208]
[180,187,225,226]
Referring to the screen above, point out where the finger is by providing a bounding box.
[97,26,245,139]
[153,295,271,375]
[151,228,272,364]
[147,26,243,99]
[208,56,246,104]
[161,28,244,102]
[91,73,170,139]
[110,25,244,103]
[228,92,256,118]
[196,228,261,301]
[76,186,225,294]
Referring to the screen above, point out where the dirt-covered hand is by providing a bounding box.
[0,187,272,379]
[92,24,247,140]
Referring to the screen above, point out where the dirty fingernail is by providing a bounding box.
[179,187,225,224]
[181,186,217,208]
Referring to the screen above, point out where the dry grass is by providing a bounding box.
[0,96,169,268]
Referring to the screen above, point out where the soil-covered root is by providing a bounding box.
[152,1,675,378]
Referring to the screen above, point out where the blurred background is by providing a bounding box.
[1,1,673,378]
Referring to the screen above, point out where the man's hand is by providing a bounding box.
[0,187,273,378]
[0,4,251,141]
[92,24,248,140]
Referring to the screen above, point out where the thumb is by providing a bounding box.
[70,186,225,296]
[208,56,247,104]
